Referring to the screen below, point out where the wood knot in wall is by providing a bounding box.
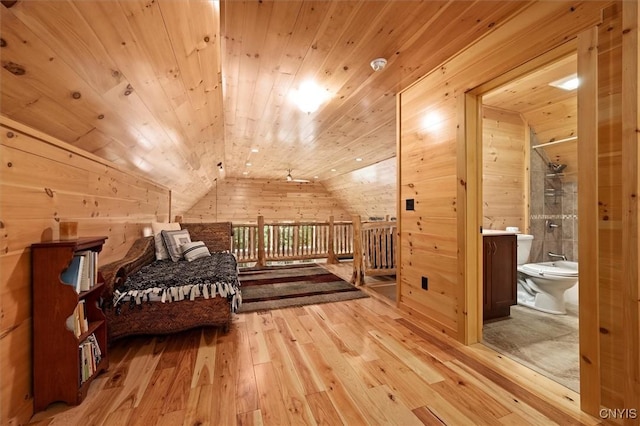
[0,38,6,47]
[3,61,25,75]
[72,91,81,99]
[44,188,54,198]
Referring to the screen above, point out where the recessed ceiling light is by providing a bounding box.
[251,148,259,153]
[246,162,252,166]
[356,158,363,162]
[331,168,336,172]
[549,74,579,91]
[314,176,319,179]
[242,171,248,175]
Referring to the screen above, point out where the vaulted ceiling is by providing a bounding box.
[1,0,535,213]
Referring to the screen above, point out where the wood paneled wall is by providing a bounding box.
[482,107,527,232]
[0,117,170,425]
[596,5,624,408]
[322,158,397,219]
[595,3,635,411]
[397,1,607,342]
[183,178,351,223]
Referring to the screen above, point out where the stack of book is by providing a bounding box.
[65,300,89,338]
[60,250,99,293]
[79,334,102,385]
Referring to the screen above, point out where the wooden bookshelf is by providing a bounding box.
[31,236,109,412]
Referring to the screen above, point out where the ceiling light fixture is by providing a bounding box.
[549,74,579,91]
[370,57,387,72]
[291,81,328,114]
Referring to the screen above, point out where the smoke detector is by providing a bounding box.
[370,57,387,72]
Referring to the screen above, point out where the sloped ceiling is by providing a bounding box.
[0,0,530,213]
[483,52,578,179]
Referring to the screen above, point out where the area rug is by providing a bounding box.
[237,264,368,313]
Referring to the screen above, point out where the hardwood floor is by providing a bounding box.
[29,264,600,425]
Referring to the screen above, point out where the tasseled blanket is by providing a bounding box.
[112,252,242,313]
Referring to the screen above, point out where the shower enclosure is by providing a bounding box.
[529,145,578,264]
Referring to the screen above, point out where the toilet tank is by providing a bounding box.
[516,234,534,265]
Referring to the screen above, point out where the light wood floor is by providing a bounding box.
[29,263,600,425]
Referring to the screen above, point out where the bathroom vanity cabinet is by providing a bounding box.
[483,234,517,320]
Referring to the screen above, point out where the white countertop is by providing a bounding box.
[482,229,518,236]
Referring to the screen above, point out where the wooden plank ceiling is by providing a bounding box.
[0,0,530,213]
[483,53,578,179]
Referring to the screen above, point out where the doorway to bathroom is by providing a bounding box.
[473,43,581,393]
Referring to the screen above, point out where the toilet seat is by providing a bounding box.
[518,261,578,278]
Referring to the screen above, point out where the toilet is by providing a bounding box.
[515,234,578,314]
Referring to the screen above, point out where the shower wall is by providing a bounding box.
[529,149,578,263]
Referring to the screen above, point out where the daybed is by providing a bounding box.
[99,222,241,342]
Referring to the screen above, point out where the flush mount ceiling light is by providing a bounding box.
[549,73,579,91]
[370,57,387,72]
[291,81,328,114]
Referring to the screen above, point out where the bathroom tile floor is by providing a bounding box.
[482,304,579,392]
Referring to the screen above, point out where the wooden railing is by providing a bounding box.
[352,216,397,285]
[231,216,353,266]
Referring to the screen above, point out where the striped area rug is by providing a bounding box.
[237,264,368,313]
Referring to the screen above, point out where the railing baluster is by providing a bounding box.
[231,218,357,265]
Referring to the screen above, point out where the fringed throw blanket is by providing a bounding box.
[113,252,242,313]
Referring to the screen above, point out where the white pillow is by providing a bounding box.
[181,241,211,262]
[151,222,181,260]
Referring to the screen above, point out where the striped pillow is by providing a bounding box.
[181,241,211,262]
[161,229,191,262]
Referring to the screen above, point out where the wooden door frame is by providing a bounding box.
[462,40,600,414]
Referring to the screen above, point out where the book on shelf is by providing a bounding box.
[60,255,84,293]
[76,250,96,292]
[65,300,89,337]
[78,300,88,333]
[79,333,102,385]
[93,251,98,286]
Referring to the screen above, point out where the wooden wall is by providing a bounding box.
[595,3,637,411]
[397,1,607,342]
[596,5,624,408]
[482,107,527,232]
[0,117,170,425]
[183,178,351,223]
[322,158,397,220]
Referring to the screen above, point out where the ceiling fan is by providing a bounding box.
[286,169,310,183]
